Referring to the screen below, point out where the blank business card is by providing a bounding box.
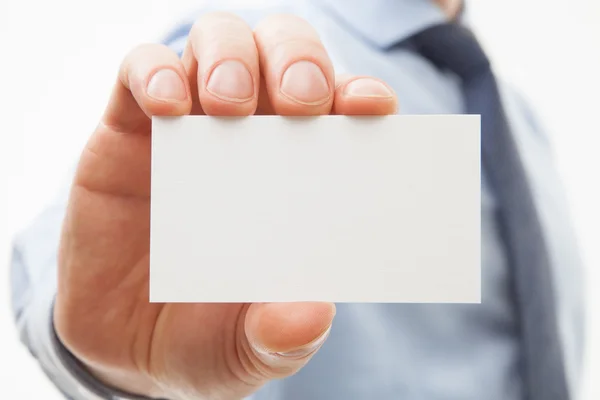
[150,115,480,303]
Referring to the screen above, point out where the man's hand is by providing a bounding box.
[54,12,398,400]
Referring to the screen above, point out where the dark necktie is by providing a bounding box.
[409,23,568,400]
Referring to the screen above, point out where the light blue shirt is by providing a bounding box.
[10,1,586,399]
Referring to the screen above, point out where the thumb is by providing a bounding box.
[243,302,336,378]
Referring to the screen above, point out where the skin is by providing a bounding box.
[434,0,463,19]
[55,2,456,399]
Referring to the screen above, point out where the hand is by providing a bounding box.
[55,12,398,400]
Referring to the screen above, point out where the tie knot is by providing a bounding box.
[411,23,491,80]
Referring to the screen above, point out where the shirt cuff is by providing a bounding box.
[28,279,164,400]
[49,308,168,400]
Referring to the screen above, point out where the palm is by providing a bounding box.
[58,122,261,400]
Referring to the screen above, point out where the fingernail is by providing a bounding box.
[276,325,332,358]
[146,69,187,101]
[280,60,330,105]
[343,78,394,98]
[206,60,254,102]
[253,325,332,361]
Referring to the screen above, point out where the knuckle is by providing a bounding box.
[125,43,159,61]
[263,36,325,57]
[119,44,181,88]
[121,43,172,72]
[197,10,246,24]
[255,13,315,35]
[189,12,255,60]
[226,338,269,386]
[259,37,328,72]
[253,15,326,63]
[191,11,250,38]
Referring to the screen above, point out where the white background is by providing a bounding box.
[0,0,598,398]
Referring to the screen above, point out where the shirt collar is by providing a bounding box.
[313,0,452,49]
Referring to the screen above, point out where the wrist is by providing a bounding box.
[78,360,166,400]
[51,302,168,400]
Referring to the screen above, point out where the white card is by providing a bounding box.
[150,115,480,303]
